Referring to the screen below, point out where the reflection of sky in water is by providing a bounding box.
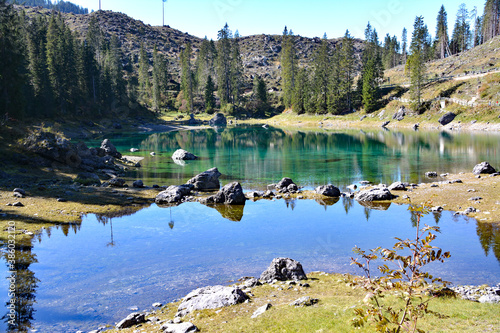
[1,198,499,332]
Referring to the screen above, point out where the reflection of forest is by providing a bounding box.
[2,243,39,332]
[131,126,500,189]
[476,222,500,263]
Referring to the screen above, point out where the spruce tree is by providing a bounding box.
[138,41,151,104]
[204,75,216,114]
[312,35,330,114]
[216,23,233,106]
[360,23,383,113]
[281,26,297,109]
[407,16,427,112]
[451,4,472,53]
[482,0,500,42]
[292,67,310,114]
[195,37,216,98]
[401,28,408,64]
[152,45,169,112]
[435,5,449,59]
[339,30,355,113]
[180,42,194,112]
[230,34,243,106]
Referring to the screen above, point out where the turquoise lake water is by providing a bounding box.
[1,126,500,332]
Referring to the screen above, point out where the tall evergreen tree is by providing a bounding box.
[281,26,298,109]
[451,3,472,53]
[253,75,268,117]
[435,5,449,59]
[474,16,484,46]
[195,37,216,98]
[401,28,408,65]
[216,23,233,106]
[152,45,168,112]
[180,42,195,112]
[230,34,243,106]
[204,74,216,114]
[482,0,500,42]
[312,35,330,114]
[138,41,151,103]
[407,16,427,112]
[339,30,355,113]
[360,23,383,113]
[0,0,27,119]
[292,67,310,114]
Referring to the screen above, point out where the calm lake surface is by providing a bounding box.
[1,126,500,332]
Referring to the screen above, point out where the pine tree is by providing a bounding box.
[204,74,216,114]
[230,34,243,106]
[216,23,233,106]
[435,5,449,59]
[151,45,169,112]
[339,30,355,113]
[281,26,298,109]
[0,0,27,119]
[195,37,216,98]
[253,75,268,117]
[292,67,310,114]
[407,16,427,112]
[401,28,408,64]
[138,41,151,104]
[180,42,195,112]
[312,35,330,114]
[451,4,472,53]
[474,16,484,46]
[482,0,500,42]
[360,23,383,113]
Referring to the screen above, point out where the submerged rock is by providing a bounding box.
[260,258,307,283]
[177,285,249,317]
[172,149,198,161]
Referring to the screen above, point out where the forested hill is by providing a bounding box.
[49,8,365,90]
[7,0,87,14]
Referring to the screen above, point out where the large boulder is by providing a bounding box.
[260,258,307,283]
[115,312,146,329]
[208,113,227,127]
[205,182,247,205]
[172,149,198,161]
[388,181,406,191]
[315,185,341,197]
[100,139,122,159]
[438,112,456,126]
[473,162,497,175]
[156,185,193,204]
[355,188,394,201]
[177,285,249,317]
[74,172,101,186]
[187,168,222,191]
[23,131,81,168]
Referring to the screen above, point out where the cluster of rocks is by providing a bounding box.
[113,258,313,332]
[450,284,500,303]
[274,177,300,194]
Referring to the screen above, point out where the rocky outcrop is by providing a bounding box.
[208,113,227,127]
[315,185,341,197]
[473,161,497,175]
[355,188,394,201]
[101,139,122,159]
[156,185,193,204]
[289,296,319,307]
[203,182,246,205]
[172,149,198,161]
[438,112,456,126]
[115,312,146,329]
[187,168,222,191]
[260,258,307,283]
[176,285,249,317]
[392,107,407,121]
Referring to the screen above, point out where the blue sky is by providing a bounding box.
[70,0,485,41]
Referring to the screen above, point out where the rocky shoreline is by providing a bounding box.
[97,258,500,333]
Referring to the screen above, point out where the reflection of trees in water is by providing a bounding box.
[476,222,500,264]
[1,243,39,332]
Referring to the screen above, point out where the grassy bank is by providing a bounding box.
[104,272,500,333]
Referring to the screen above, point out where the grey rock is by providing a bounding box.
[289,296,319,307]
[388,182,406,191]
[130,148,139,153]
[100,139,122,159]
[172,149,198,161]
[431,206,444,212]
[315,185,341,197]
[287,183,299,192]
[177,285,249,317]
[425,171,438,178]
[186,168,222,191]
[412,123,419,130]
[152,302,163,307]
[12,202,24,207]
[478,295,500,304]
[208,113,227,127]
[155,185,193,204]
[242,277,261,288]
[355,188,394,201]
[276,177,295,191]
[381,121,390,128]
[392,107,407,121]
[246,191,264,199]
[438,112,456,126]
[115,312,146,329]
[260,258,307,283]
[161,322,198,333]
[473,162,497,175]
[132,180,144,188]
[464,207,477,214]
[13,188,26,196]
[251,303,272,318]
[109,178,126,187]
[188,114,199,125]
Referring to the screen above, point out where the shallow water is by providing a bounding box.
[1,126,500,332]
